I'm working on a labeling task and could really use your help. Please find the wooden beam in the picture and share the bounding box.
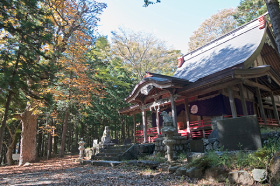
[184,99,191,139]
[178,79,241,98]
[239,83,248,116]
[133,114,136,143]
[243,79,271,92]
[270,92,280,125]
[156,107,161,134]
[144,90,169,103]
[141,107,148,143]
[228,86,237,118]
[256,87,267,125]
[170,93,178,132]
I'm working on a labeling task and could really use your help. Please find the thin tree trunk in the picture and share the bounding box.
[265,0,280,54]
[47,121,53,159]
[0,91,13,156]
[59,107,70,157]
[6,122,21,165]
[53,135,58,155]
[37,123,42,158]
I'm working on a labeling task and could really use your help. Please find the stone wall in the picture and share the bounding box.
[154,134,190,155]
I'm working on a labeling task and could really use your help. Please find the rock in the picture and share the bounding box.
[175,167,187,176]
[205,144,212,151]
[187,152,205,162]
[168,166,179,174]
[23,162,32,167]
[208,129,219,139]
[252,168,267,182]
[212,141,220,150]
[202,139,209,146]
[204,166,228,182]
[228,170,254,185]
[80,160,92,165]
[269,154,280,185]
[185,167,204,179]
[91,160,122,167]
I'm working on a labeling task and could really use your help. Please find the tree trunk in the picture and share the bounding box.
[265,0,280,54]
[6,135,17,165]
[0,91,13,156]
[6,122,21,165]
[53,135,58,155]
[19,104,38,166]
[47,132,52,160]
[59,107,69,157]
[37,123,42,157]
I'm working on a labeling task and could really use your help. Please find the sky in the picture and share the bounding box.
[95,0,241,54]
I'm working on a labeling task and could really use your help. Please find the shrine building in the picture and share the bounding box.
[119,15,280,144]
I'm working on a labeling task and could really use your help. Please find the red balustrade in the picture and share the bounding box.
[258,118,280,127]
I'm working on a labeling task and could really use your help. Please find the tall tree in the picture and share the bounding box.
[0,0,54,156]
[188,8,238,52]
[112,28,180,82]
[265,0,280,54]
[44,0,106,157]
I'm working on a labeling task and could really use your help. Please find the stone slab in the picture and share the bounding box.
[91,160,122,167]
[189,140,204,152]
[217,115,262,150]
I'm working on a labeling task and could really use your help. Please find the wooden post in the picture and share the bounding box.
[256,87,267,125]
[239,83,248,116]
[133,114,137,143]
[170,93,178,132]
[141,107,148,143]
[228,86,237,118]
[156,106,161,135]
[270,92,280,125]
[184,98,191,139]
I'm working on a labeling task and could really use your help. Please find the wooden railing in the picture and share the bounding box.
[135,127,158,143]
[258,118,280,127]
[189,119,212,139]
[135,116,280,143]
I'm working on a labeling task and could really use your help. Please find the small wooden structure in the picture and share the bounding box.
[119,15,280,143]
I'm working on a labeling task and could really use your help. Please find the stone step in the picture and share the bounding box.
[94,152,120,157]
[93,156,120,161]
[99,149,125,154]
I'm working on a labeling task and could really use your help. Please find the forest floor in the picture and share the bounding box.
[0,155,221,185]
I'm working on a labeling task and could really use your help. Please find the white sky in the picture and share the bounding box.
[95,0,241,54]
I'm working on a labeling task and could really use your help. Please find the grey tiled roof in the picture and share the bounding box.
[173,18,267,82]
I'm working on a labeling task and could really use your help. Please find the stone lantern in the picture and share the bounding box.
[78,138,86,159]
[161,111,176,162]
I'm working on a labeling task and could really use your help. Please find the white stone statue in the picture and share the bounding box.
[101,126,111,144]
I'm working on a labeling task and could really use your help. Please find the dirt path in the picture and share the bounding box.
[0,156,218,185]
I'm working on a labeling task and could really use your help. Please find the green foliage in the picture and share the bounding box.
[188,137,280,170]
[234,0,267,26]
[143,0,161,7]
[139,153,166,163]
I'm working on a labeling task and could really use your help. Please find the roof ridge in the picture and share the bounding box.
[183,13,268,58]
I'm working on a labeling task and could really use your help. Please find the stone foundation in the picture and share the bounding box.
[154,134,190,155]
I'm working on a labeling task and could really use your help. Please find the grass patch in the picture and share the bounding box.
[187,136,280,170]
[138,153,166,163]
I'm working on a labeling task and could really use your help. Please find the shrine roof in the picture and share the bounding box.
[125,72,190,103]
[174,17,268,82]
